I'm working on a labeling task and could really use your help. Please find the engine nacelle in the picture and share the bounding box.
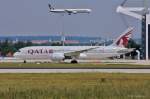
[51,53,65,61]
[79,53,87,59]
[73,11,77,14]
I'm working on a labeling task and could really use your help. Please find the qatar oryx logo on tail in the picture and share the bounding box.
[111,27,133,47]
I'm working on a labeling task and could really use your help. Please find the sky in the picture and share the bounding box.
[0,0,149,39]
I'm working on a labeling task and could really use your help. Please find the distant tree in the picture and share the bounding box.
[127,39,140,50]
[0,40,16,56]
[126,39,141,59]
[26,41,33,46]
[0,40,34,56]
[51,42,62,46]
[14,41,26,50]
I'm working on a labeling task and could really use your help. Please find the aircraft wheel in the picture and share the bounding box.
[71,60,78,64]
[23,60,27,63]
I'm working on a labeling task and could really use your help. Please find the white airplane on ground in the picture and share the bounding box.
[48,4,92,15]
[14,27,134,63]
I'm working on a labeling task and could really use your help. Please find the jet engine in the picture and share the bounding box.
[73,11,77,14]
[79,53,87,59]
[51,53,65,61]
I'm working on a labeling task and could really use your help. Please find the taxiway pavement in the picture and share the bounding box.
[0,69,150,73]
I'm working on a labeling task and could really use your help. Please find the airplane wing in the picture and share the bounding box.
[64,10,74,14]
[65,10,85,14]
[117,48,135,54]
[64,47,99,57]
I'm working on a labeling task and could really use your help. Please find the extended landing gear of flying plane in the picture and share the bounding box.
[71,60,78,64]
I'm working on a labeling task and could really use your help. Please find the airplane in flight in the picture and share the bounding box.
[48,4,92,15]
[14,27,134,63]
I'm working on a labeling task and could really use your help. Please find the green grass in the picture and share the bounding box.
[0,63,149,68]
[0,73,150,99]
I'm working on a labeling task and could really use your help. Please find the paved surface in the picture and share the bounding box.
[0,58,150,65]
[0,69,150,73]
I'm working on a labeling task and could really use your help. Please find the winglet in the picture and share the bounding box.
[111,27,134,47]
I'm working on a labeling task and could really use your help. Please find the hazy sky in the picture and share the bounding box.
[0,0,149,39]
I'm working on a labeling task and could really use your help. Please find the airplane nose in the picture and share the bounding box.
[13,52,20,58]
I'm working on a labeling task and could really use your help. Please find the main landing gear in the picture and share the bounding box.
[71,60,78,64]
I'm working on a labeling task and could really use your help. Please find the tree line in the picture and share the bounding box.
[0,39,140,57]
[0,40,33,56]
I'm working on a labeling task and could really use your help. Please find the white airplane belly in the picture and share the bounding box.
[79,52,119,59]
[19,54,50,60]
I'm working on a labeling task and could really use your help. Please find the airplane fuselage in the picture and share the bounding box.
[14,46,129,61]
[50,9,91,14]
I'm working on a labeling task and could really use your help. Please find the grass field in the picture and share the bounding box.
[0,63,149,68]
[0,73,150,99]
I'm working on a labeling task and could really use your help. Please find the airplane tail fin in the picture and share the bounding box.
[48,4,54,10]
[111,27,134,47]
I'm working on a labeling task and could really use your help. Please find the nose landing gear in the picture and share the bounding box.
[23,60,27,63]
